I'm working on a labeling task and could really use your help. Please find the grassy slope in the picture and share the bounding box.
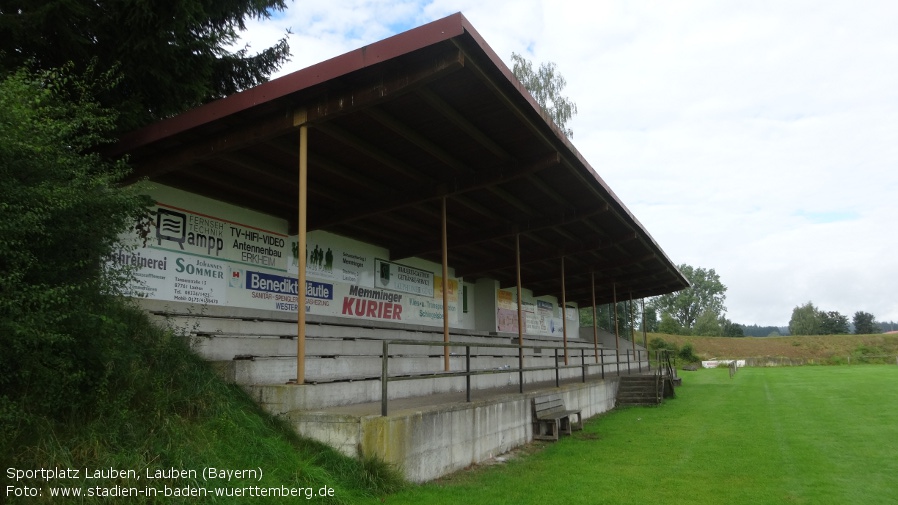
[649,332,898,361]
[2,306,402,504]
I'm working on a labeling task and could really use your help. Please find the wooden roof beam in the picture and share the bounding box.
[364,108,475,175]
[218,153,297,188]
[314,123,424,180]
[415,87,511,161]
[123,111,297,183]
[393,202,611,260]
[313,153,560,230]
[454,234,633,278]
[305,48,465,122]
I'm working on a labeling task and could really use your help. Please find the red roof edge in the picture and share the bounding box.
[113,13,469,153]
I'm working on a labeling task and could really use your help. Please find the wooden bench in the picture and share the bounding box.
[531,393,582,441]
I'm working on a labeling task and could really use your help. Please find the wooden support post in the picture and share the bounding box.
[641,298,649,364]
[442,196,450,372]
[296,124,308,385]
[629,292,637,356]
[591,271,599,364]
[561,256,568,365]
[613,283,620,375]
[516,233,524,392]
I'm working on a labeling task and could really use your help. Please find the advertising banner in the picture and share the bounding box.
[494,289,568,337]
[117,194,458,327]
[374,259,434,297]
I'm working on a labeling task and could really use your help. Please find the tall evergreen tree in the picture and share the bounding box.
[0,0,290,130]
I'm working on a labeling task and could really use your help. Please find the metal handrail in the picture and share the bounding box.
[652,350,676,402]
[380,339,647,415]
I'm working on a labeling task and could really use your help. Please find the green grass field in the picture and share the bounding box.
[386,366,898,505]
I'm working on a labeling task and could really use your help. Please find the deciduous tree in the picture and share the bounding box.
[658,312,685,335]
[853,311,882,335]
[0,67,150,417]
[641,304,659,333]
[511,52,578,137]
[721,319,744,337]
[694,309,722,336]
[819,310,849,335]
[651,264,727,332]
[788,301,822,336]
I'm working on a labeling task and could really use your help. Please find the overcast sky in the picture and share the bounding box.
[238,1,898,326]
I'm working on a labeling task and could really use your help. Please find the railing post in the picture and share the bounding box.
[554,347,560,387]
[600,348,605,379]
[581,348,586,383]
[638,350,642,373]
[626,350,631,375]
[519,346,525,394]
[381,340,389,416]
[466,345,471,403]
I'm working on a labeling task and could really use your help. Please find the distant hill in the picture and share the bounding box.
[650,332,898,361]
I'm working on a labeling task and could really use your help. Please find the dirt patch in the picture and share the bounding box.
[434,440,550,482]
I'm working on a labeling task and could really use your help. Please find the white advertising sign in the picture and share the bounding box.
[117,191,458,327]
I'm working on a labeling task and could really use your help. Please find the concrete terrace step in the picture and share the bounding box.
[187,333,600,362]
[243,365,629,412]
[145,303,650,408]
[153,312,613,362]
[151,309,621,346]
[213,353,624,385]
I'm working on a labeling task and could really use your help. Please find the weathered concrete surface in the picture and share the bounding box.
[242,357,643,411]
[140,300,640,482]
[286,378,619,482]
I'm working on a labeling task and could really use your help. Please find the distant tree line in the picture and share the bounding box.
[580,263,744,338]
[740,324,789,337]
[788,302,887,335]
[579,264,895,339]
[878,321,898,333]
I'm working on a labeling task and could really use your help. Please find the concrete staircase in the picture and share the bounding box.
[615,375,661,406]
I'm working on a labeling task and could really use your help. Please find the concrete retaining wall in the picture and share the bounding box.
[287,378,619,482]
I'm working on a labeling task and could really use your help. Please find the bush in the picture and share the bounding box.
[0,67,150,420]
[648,337,679,353]
[678,343,700,363]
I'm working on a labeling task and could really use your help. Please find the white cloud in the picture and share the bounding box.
[239,0,898,325]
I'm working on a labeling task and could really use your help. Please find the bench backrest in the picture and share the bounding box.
[532,394,567,418]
